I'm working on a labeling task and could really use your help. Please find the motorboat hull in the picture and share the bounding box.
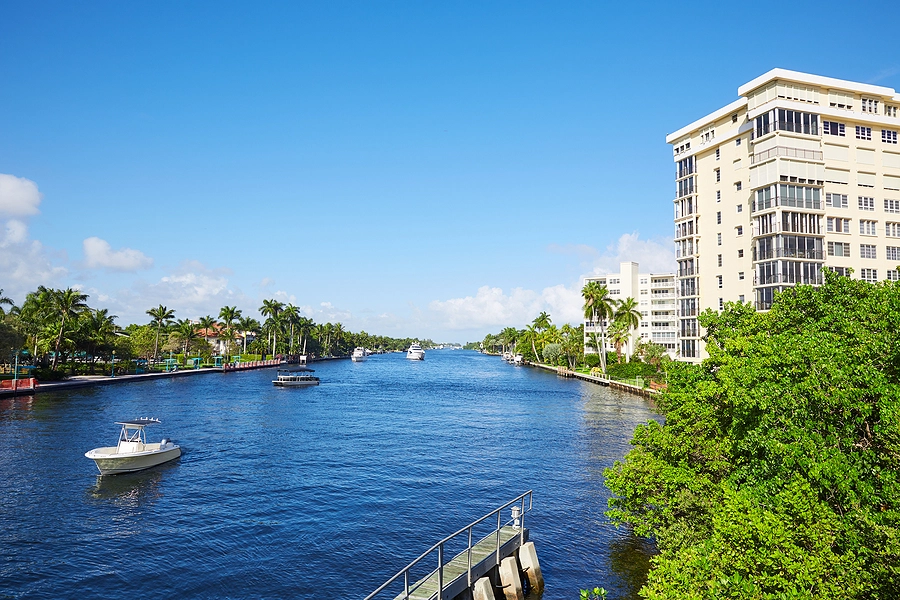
[85,444,181,476]
[351,356,366,362]
[273,378,319,386]
[406,353,424,360]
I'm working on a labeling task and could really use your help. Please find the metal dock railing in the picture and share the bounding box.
[365,491,533,600]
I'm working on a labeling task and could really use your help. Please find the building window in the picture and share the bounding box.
[738,271,745,280]
[736,137,742,146]
[717,233,722,245]
[823,121,845,136]
[856,126,872,140]
[738,249,744,258]
[737,204,743,213]
[861,268,878,282]
[887,246,900,261]
[719,298,724,310]
[717,254,723,267]
[861,98,879,114]
[887,222,900,237]
[739,294,745,302]
[736,226,743,236]
[827,217,851,233]
[887,105,898,118]
[716,169,721,182]
[859,196,875,211]
[828,241,851,257]
[888,270,900,282]
[884,130,899,144]
[831,267,851,277]
[735,181,742,191]
[861,244,877,259]
[716,148,720,160]
[860,220,877,236]
[717,275,723,289]
[716,211,722,225]
[717,190,721,201]
[827,193,848,208]
[885,199,900,213]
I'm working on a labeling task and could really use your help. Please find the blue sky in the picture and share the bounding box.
[2,1,900,341]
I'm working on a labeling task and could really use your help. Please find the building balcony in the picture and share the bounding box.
[753,248,824,261]
[754,273,824,286]
[750,146,824,165]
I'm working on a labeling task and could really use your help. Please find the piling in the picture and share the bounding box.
[498,556,523,600]
[518,542,543,593]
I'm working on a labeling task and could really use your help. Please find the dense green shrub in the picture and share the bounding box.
[542,343,562,365]
[606,361,656,380]
[605,273,900,599]
[32,367,66,381]
[583,353,601,368]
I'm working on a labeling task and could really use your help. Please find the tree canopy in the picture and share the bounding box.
[604,271,900,599]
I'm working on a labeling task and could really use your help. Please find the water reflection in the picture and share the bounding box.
[608,535,657,599]
[86,464,174,508]
[0,394,35,417]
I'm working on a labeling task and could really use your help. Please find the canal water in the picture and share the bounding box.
[0,350,658,599]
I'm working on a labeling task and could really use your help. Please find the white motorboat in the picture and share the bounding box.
[351,347,367,362]
[273,368,320,387]
[406,343,425,360]
[85,418,181,476]
[514,354,525,365]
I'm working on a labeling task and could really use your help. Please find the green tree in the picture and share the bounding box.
[0,288,14,315]
[197,315,218,347]
[172,319,198,357]
[259,299,284,355]
[49,288,89,370]
[613,296,641,362]
[582,281,615,375]
[237,316,260,354]
[605,272,900,599]
[146,305,175,364]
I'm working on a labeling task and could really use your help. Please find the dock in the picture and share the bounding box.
[528,362,659,398]
[367,491,543,600]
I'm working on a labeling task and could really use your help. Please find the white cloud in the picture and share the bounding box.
[427,232,675,336]
[83,236,153,271]
[587,232,676,275]
[0,219,67,300]
[428,284,582,331]
[0,174,42,217]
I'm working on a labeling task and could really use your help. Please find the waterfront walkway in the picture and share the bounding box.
[528,362,660,397]
[0,360,283,398]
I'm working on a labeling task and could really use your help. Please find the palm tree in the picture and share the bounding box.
[614,297,642,362]
[80,308,118,373]
[146,305,175,364]
[522,324,540,360]
[218,306,241,356]
[259,299,284,355]
[50,288,89,370]
[237,316,260,354]
[532,311,552,332]
[282,304,300,353]
[297,316,314,355]
[609,320,630,364]
[0,288,13,315]
[500,326,519,354]
[173,319,198,357]
[197,315,218,347]
[582,281,616,375]
[332,322,345,355]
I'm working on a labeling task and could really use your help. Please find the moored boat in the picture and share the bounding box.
[351,347,367,362]
[85,418,181,476]
[406,343,425,360]
[273,368,320,387]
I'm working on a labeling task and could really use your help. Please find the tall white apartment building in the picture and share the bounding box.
[668,68,900,362]
[583,261,677,359]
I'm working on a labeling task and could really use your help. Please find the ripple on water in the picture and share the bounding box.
[0,352,659,599]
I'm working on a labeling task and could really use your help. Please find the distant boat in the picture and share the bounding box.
[351,347,367,362]
[273,368,320,387]
[514,354,524,365]
[406,343,425,360]
[85,418,181,476]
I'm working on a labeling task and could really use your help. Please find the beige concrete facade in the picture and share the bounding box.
[583,261,677,359]
[668,68,900,361]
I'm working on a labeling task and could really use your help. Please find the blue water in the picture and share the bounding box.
[0,351,658,599]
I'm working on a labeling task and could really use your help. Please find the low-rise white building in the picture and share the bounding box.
[583,261,677,360]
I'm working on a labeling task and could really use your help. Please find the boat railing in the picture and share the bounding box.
[364,490,533,600]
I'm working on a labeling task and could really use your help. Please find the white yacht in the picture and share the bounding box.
[406,343,425,360]
[273,368,319,387]
[85,418,181,475]
[351,347,367,362]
